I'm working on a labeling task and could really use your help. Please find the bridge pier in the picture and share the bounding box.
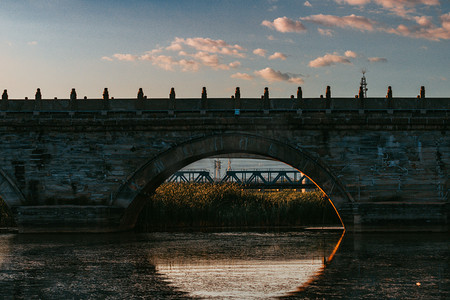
[14,206,125,233]
[11,202,449,233]
[340,202,449,232]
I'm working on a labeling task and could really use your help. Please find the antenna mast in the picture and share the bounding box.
[360,69,368,98]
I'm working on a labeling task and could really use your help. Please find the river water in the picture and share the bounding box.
[0,230,448,299]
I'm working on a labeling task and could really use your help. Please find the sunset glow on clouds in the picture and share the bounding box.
[0,0,449,98]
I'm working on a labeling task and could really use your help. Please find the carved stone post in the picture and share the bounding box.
[137,88,144,110]
[263,87,270,110]
[234,87,241,110]
[70,88,77,110]
[296,86,303,109]
[386,86,393,109]
[418,86,426,109]
[420,86,425,99]
[1,89,8,110]
[201,87,207,110]
[169,87,176,110]
[102,88,110,110]
[325,86,331,109]
[34,88,42,111]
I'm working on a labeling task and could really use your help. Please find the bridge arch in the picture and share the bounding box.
[114,133,354,230]
[0,168,26,219]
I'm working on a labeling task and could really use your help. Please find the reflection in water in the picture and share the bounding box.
[0,231,448,299]
[0,235,12,266]
[156,259,322,299]
[149,231,343,299]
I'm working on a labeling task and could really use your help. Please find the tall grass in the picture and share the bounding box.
[135,183,341,231]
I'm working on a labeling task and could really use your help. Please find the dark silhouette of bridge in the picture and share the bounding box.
[0,85,448,233]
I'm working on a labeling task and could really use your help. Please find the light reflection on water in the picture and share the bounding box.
[0,230,448,299]
[156,259,322,299]
[146,231,343,299]
[148,231,343,299]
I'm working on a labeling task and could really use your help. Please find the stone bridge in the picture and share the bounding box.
[0,91,448,232]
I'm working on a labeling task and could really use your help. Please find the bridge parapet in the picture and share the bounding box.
[0,97,449,113]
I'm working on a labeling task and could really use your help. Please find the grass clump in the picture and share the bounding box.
[136,183,340,231]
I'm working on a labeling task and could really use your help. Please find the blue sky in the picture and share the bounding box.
[1,0,449,99]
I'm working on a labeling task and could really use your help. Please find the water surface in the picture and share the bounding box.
[0,230,448,299]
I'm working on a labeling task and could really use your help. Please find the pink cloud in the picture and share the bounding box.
[103,37,247,72]
[112,53,138,61]
[308,53,352,67]
[167,37,246,57]
[318,28,334,36]
[262,16,307,33]
[302,14,375,31]
[268,52,287,60]
[345,50,358,58]
[231,72,254,80]
[384,12,450,41]
[253,48,267,57]
[368,57,388,62]
[335,0,440,17]
[254,67,304,84]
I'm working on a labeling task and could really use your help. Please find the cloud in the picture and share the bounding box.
[137,53,201,72]
[267,35,276,40]
[302,10,450,41]
[27,41,38,46]
[166,37,246,57]
[253,48,267,57]
[384,12,450,41]
[113,53,138,61]
[304,1,312,7]
[231,72,254,80]
[254,67,304,84]
[262,16,307,33]
[103,37,246,72]
[302,14,375,31]
[368,57,388,62]
[178,51,242,70]
[335,0,440,17]
[335,0,370,4]
[345,50,358,58]
[318,28,334,36]
[308,53,352,67]
[229,61,241,68]
[140,54,197,71]
[268,52,287,60]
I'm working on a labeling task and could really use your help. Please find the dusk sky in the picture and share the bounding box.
[1,0,449,99]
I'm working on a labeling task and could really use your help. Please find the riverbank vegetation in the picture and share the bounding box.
[135,183,341,231]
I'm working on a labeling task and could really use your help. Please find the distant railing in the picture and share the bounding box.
[167,170,317,190]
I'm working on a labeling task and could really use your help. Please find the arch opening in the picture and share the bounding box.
[114,133,353,231]
[136,156,342,231]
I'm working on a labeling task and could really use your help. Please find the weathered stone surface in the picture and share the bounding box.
[0,98,448,232]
